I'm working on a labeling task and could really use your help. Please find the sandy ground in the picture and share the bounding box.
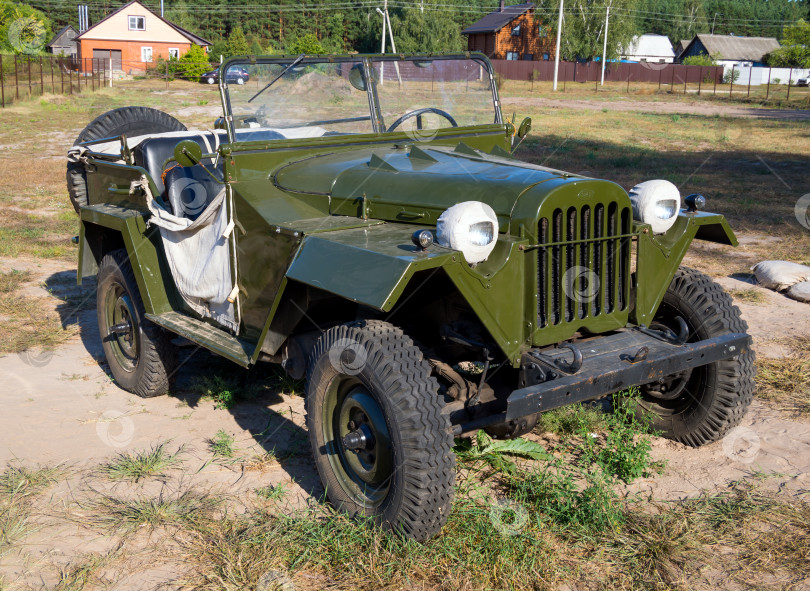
[1,233,809,587]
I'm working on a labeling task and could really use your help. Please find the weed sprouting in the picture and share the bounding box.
[100,442,184,482]
[209,430,236,458]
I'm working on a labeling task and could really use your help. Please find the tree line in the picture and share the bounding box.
[4,0,809,66]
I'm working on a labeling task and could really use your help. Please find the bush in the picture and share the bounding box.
[682,54,716,67]
[286,33,326,55]
[176,45,211,80]
[723,68,741,84]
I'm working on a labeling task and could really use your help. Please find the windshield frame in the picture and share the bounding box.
[218,53,503,144]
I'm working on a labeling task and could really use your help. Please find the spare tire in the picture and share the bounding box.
[67,106,187,213]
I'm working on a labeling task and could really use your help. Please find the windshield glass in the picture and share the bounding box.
[370,58,497,133]
[224,56,497,140]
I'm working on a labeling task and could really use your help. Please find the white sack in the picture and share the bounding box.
[143,184,238,333]
[786,281,810,304]
[752,260,810,292]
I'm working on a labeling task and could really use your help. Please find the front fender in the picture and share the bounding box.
[633,211,738,325]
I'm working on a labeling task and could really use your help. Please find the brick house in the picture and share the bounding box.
[461,1,555,61]
[77,1,210,74]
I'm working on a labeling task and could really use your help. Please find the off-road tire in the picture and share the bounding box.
[97,249,176,397]
[639,267,756,447]
[305,320,455,541]
[67,106,187,213]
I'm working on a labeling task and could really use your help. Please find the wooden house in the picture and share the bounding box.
[461,1,555,61]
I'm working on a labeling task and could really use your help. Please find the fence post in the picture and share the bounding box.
[166,61,169,90]
[729,64,734,97]
[626,66,630,92]
[787,67,792,101]
[671,65,675,89]
[698,67,702,96]
[69,66,73,95]
[0,54,5,108]
[14,55,19,101]
[747,66,752,97]
[658,68,662,90]
[50,57,54,93]
[713,67,717,94]
[39,56,43,95]
[109,57,113,87]
[766,67,771,100]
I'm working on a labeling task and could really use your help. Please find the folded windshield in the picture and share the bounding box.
[223,56,499,140]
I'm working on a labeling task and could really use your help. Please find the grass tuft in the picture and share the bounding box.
[728,288,768,304]
[99,442,183,482]
[89,489,220,533]
[757,336,810,416]
[209,430,236,458]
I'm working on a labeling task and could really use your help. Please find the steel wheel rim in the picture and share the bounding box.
[323,378,393,508]
[104,282,138,372]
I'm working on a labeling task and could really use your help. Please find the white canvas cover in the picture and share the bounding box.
[133,176,239,333]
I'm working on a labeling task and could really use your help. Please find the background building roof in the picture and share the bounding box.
[462,3,535,35]
[689,34,780,62]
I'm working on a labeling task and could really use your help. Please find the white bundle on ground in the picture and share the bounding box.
[752,261,810,292]
[786,281,810,303]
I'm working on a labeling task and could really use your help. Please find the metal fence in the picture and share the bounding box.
[0,54,107,108]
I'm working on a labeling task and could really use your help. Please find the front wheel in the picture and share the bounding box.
[206,77,215,85]
[305,320,455,541]
[638,267,755,447]
[97,249,176,397]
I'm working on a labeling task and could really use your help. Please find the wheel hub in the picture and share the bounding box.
[335,388,393,491]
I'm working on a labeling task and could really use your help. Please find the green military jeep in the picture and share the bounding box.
[67,53,754,541]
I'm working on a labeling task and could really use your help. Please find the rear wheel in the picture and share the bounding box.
[206,77,215,85]
[638,267,755,447]
[67,106,187,213]
[305,320,455,541]
[97,249,176,397]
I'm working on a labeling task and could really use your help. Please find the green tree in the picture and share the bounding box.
[766,20,810,68]
[286,32,326,55]
[227,25,250,56]
[556,0,640,61]
[0,1,50,54]
[390,3,464,53]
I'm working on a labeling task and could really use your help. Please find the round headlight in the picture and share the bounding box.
[628,180,681,234]
[436,201,499,264]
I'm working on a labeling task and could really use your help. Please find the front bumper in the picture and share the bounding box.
[505,329,751,421]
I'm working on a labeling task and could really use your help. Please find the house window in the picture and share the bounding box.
[506,51,519,60]
[128,16,145,31]
[543,53,550,61]
[523,53,533,60]
[511,25,521,36]
[141,46,153,62]
[168,48,180,59]
[538,25,548,37]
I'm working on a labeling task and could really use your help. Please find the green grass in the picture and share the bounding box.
[89,489,220,534]
[99,442,183,482]
[0,464,61,556]
[255,483,288,502]
[209,429,236,458]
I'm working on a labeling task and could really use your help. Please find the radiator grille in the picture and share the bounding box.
[537,203,632,328]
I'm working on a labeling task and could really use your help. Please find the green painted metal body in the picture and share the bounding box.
[74,52,738,370]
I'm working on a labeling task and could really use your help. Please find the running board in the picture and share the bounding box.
[145,311,252,368]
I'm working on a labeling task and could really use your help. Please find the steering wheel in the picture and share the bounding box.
[386,107,458,133]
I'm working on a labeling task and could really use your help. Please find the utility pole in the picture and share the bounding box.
[160,0,164,17]
[552,0,563,91]
[600,5,610,86]
[379,0,387,85]
[711,13,721,35]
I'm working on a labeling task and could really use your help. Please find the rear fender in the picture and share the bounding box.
[79,204,175,315]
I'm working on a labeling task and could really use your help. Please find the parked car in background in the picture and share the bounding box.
[796,77,809,87]
[200,67,249,85]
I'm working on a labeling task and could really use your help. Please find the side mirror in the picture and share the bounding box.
[349,63,373,91]
[174,140,202,167]
[517,117,532,139]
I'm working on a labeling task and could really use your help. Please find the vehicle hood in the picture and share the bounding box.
[272,142,596,231]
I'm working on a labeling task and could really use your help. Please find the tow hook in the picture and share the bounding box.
[529,343,583,375]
